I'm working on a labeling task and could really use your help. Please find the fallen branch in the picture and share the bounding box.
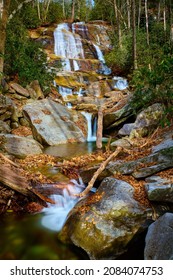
[0,153,20,168]
[76,147,122,197]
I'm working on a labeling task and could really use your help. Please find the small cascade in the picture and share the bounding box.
[58,86,73,99]
[93,43,111,75]
[82,112,97,142]
[41,180,84,232]
[113,76,128,90]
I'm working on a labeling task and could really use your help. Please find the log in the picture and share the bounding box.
[76,147,122,197]
[96,106,103,149]
[0,165,54,204]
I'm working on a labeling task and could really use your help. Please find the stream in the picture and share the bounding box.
[0,21,129,260]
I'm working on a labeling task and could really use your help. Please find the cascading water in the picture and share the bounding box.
[81,111,97,142]
[113,76,128,90]
[93,43,111,75]
[54,22,85,72]
[41,180,85,232]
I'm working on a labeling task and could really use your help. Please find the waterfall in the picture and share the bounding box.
[41,181,84,232]
[54,22,85,72]
[41,178,96,232]
[113,76,128,90]
[82,112,97,142]
[58,86,73,100]
[93,43,111,75]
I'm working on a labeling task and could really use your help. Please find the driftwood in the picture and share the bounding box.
[76,147,122,197]
[96,106,103,149]
[0,165,54,205]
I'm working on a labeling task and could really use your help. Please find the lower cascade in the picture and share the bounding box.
[81,111,97,142]
[41,179,85,232]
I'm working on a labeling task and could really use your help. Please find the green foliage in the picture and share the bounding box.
[89,0,115,23]
[105,31,133,73]
[41,2,63,24]
[130,54,173,123]
[4,17,54,90]
[18,3,41,28]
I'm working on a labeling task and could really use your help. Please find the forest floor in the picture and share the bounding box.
[0,123,173,215]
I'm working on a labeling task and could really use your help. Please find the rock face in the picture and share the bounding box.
[59,177,149,259]
[23,99,86,145]
[0,134,43,158]
[144,213,173,260]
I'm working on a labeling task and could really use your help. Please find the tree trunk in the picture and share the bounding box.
[71,0,76,22]
[0,0,10,85]
[114,0,122,49]
[145,0,149,46]
[96,107,103,149]
[138,0,141,29]
[127,0,131,29]
[132,0,137,69]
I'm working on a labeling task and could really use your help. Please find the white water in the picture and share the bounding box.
[93,43,111,75]
[54,22,85,72]
[58,86,73,99]
[41,180,84,232]
[82,111,97,142]
[113,76,128,90]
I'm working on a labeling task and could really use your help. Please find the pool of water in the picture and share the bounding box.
[44,142,97,159]
[0,212,89,260]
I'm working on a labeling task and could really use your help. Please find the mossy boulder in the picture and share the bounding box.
[59,177,150,259]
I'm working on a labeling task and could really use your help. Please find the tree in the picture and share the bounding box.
[132,0,137,69]
[0,0,10,84]
[0,0,34,86]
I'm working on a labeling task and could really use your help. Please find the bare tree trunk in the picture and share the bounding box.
[114,0,122,49]
[71,0,76,22]
[62,0,65,18]
[138,0,141,29]
[37,0,41,20]
[145,0,149,46]
[132,0,137,69]
[158,0,161,22]
[127,0,131,29]
[0,0,10,85]
[163,0,166,34]
[96,107,103,149]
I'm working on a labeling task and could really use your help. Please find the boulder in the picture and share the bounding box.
[23,99,86,145]
[103,104,134,130]
[0,94,14,118]
[145,176,173,203]
[59,177,150,259]
[10,82,30,97]
[111,138,131,148]
[0,134,43,158]
[0,121,11,133]
[130,103,164,138]
[144,213,173,260]
[118,123,135,136]
[29,80,44,99]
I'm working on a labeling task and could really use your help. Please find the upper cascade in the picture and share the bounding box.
[54,21,111,74]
